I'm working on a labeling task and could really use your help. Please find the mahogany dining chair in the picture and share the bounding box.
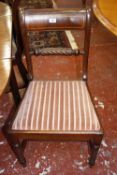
[3,7,103,167]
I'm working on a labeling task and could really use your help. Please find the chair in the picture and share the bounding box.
[3,7,103,167]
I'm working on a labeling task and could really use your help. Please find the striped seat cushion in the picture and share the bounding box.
[12,81,101,133]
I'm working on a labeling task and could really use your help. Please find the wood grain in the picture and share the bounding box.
[0,14,12,59]
[0,2,12,96]
[0,2,11,16]
[93,0,117,36]
[0,59,11,97]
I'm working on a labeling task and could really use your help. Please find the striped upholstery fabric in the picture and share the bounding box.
[12,81,101,133]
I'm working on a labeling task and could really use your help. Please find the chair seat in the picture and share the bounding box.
[12,80,101,133]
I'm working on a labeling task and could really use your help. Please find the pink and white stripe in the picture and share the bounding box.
[12,80,101,133]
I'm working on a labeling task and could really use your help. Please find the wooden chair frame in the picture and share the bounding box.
[3,7,103,167]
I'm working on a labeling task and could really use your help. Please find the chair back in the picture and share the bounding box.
[19,8,91,80]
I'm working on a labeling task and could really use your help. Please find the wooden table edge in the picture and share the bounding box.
[0,2,12,97]
[93,0,117,36]
[0,59,12,98]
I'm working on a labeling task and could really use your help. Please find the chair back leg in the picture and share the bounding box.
[10,67,21,106]
[82,0,86,5]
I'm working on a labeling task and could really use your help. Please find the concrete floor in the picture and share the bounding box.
[0,0,117,174]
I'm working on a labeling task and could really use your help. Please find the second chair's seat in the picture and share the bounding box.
[12,80,101,133]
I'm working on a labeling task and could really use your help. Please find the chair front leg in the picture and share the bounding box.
[21,140,27,152]
[6,134,26,167]
[88,136,103,167]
